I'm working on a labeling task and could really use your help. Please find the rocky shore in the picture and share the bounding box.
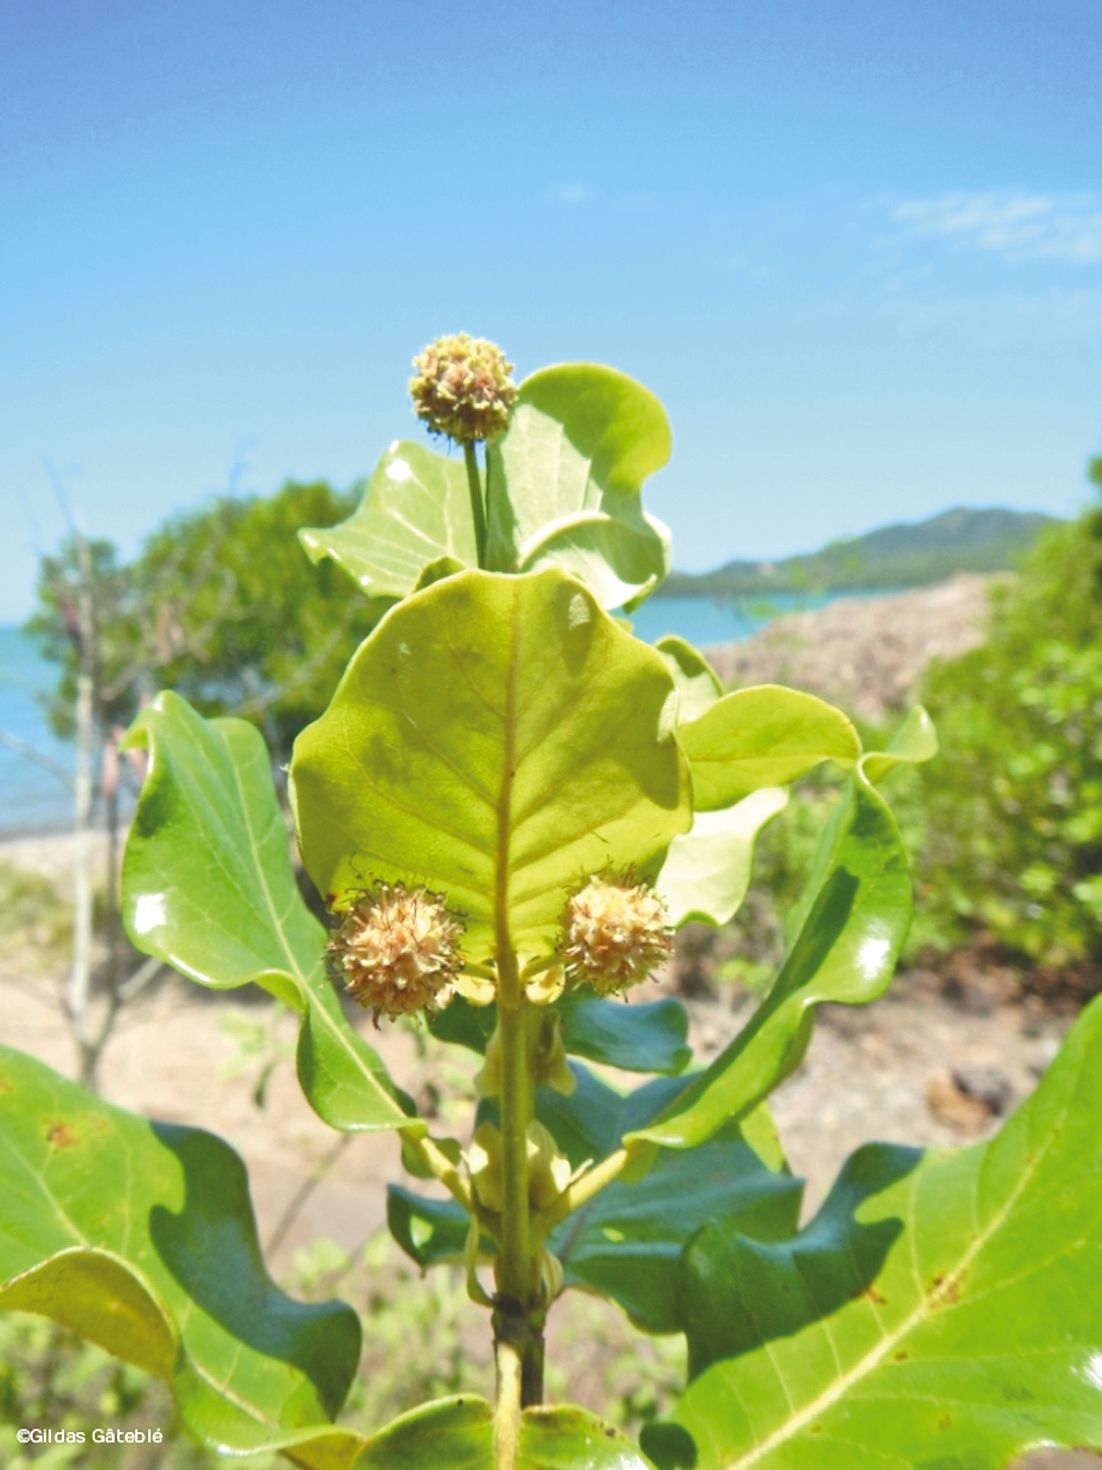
[705,570,998,718]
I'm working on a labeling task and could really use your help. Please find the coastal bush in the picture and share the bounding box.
[2,341,1099,1469]
[916,490,1102,987]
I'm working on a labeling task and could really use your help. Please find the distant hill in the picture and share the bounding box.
[658,507,1060,599]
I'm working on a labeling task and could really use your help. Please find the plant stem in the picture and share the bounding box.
[492,947,545,1463]
[464,442,487,566]
[493,1339,523,1470]
[496,951,533,1311]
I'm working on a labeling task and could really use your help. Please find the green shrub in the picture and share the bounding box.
[916,497,1102,981]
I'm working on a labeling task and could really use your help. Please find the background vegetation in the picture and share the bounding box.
[716,471,1102,1002]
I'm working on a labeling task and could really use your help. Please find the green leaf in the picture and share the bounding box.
[646,995,1102,1469]
[122,693,415,1135]
[291,568,691,960]
[0,1045,362,1461]
[387,1185,471,1269]
[628,760,911,1153]
[356,1399,654,1469]
[298,440,477,603]
[782,705,936,949]
[339,1397,493,1468]
[486,365,672,609]
[679,686,860,811]
[560,990,692,1076]
[656,788,789,928]
[863,702,938,785]
[519,1406,654,1467]
[428,991,691,1076]
[429,987,690,1081]
[655,636,724,723]
[545,1075,802,1333]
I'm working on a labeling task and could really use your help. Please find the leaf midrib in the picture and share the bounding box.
[493,582,521,962]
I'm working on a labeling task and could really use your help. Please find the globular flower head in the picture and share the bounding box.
[327,882,463,1020]
[562,875,673,996]
[409,333,517,443]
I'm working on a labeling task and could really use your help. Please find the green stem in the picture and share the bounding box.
[491,948,545,1460]
[495,952,533,1312]
[464,442,487,566]
[484,446,495,553]
[493,1340,523,1470]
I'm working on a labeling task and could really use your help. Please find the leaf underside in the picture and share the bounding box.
[121,693,414,1135]
[290,568,691,960]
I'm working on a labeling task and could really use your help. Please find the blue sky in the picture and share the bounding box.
[2,0,1100,621]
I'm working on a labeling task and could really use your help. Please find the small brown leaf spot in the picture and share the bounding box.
[0,1075,12,1093]
[46,1121,79,1149]
[893,1350,909,1362]
[938,1414,952,1431]
[604,1427,616,1439]
[809,1425,823,1436]
[863,1284,886,1306]
[928,1270,965,1308]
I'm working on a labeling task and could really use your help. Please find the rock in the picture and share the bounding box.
[924,1069,995,1134]
[951,1064,1014,1116]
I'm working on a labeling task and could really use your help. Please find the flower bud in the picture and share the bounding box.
[327,882,462,1020]
[409,333,517,443]
[562,875,673,996]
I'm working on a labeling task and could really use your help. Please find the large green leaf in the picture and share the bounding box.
[122,693,415,1135]
[628,759,911,1153]
[656,788,789,928]
[291,568,691,961]
[543,1071,803,1333]
[298,440,476,603]
[485,365,672,610]
[645,995,1102,1469]
[679,686,860,811]
[0,1045,362,1461]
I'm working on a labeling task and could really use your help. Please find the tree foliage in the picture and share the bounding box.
[917,484,1102,978]
[26,480,370,762]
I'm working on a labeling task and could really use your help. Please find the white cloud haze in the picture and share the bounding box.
[891,189,1102,266]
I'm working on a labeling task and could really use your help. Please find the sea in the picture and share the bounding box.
[0,590,851,838]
